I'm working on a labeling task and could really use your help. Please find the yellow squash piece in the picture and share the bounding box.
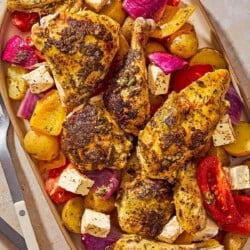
[7,66,28,100]
[61,196,85,234]
[224,122,250,157]
[151,5,195,39]
[30,89,66,136]
[24,129,60,161]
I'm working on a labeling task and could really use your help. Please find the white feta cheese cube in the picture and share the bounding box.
[212,114,236,147]
[157,216,184,243]
[81,208,110,237]
[22,64,54,93]
[58,168,94,196]
[148,64,170,95]
[85,0,108,12]
[224,165,250,190]
[192,217,219,242]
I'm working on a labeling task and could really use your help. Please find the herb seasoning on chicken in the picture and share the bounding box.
[61,97,133,171]
[104,18,155,136]
[31,10,120,110]
[137,69,230,183]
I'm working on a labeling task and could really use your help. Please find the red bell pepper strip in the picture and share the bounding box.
[167,0,180,6]
[223,195,250,234]
[170,64,213,92]
[45,166,76,204]
[12,11,40,32]
[196,156,241,225]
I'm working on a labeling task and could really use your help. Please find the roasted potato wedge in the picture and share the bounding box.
[166,23,198,59]
[61,196,85,233]
[224,122,250,157]
[189,48,228,69]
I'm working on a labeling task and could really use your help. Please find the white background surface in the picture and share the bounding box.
[0,1,249,249]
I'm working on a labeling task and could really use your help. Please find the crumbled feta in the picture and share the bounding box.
[85,0,108,12]
[22,64,54,93]
[81,208,110,237]
[58,168,94,196]
[157,216,184,243]
[212,114,236,147]
[148,64,170,95]
[192,217,219,242]
[224,165,250,190]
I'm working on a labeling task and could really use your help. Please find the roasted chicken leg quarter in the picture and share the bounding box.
[137,69,230,183]
[31,10,120,110]
[104,17,155,136]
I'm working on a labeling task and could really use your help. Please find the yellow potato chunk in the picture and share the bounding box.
[145,40,166,56]
[166,23,198,59]
[7,66,28,100]
[224,122,250,157]
[30,89,66,136]
[61,197,85,234]
[189,48,228,69]
[84,189,115,214]
[24,130,60,161]
[101,0,126,25]
[223,232,248,250]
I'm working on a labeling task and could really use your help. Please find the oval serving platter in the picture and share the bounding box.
[0,0,249,249]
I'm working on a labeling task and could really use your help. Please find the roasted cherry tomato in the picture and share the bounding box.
[223,195,250,234]
[197,156,241,225]
[170,64,213,92]
[167,0,180,6]
[45,166,75,204]
[12,11,40,32]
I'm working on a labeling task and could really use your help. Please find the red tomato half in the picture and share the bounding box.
[197,156,241,225]
[12,11,40,32]
[223,195,250,234]
[45,166,75,204]
[170,64,213,92]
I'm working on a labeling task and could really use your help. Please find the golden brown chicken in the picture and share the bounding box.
[61,96,133,171]
[116,155,174,238]
[31,9,120,110]
[114,234,224,250]
[7,0,65,14]
[103,17,155,136]
[137,69,230,183]
[174,162,207,234]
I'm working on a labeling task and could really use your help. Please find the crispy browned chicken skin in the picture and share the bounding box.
[137,69,230,183]
[61,97,133,171]
[31,10,120,110]
[104,18,155,136]
[116,155,174,238]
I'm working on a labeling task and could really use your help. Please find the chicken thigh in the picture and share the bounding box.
[31,9,120,110]
[61,96,133,171]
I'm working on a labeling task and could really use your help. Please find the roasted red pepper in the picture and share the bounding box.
[170,64,213,92]
[167,0,180,6]
[12,11,40,32]
[45,166,76,204]
[196,156,241,225]
[223,195,250,234]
